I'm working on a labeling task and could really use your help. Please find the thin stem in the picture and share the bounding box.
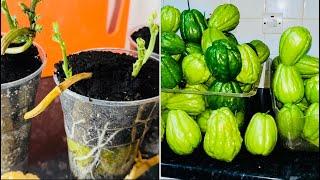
[52,22,72,78]
[1,0,18,29]
[19,0,41,32]
[187,0,190,10]
[131,12,158,78]
[24,72,93,120]
[4,37,33,54]
[1,27,33,55]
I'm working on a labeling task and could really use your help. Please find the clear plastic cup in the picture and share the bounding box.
[269,59,319,152]
[1,42,47,174]
[53,48,159,179]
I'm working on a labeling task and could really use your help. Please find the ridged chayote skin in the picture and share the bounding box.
[208,4,240,32]
[245,113,277,156]
[250,40,270,64]
[161,5,181,33]
[197,109,213,133]
[305,74,319,104]
[182,53,211,85]
[236,44,261,84]
[166,110,202,155]
[279,26,312,66]
[272,64,304,104]
[276,104,304,140]
[165,87,206,115]
[203,107,242,162]
[302,103,319,147]
[161,110,169,141]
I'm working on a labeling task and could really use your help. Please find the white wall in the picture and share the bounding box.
[162,0,319,58]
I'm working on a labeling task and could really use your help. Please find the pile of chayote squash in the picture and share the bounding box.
[272,26,319,149]
[160,3,282,162]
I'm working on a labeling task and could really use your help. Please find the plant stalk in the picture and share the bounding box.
[125,152,159,179]
[1,0,18,29]
[1,28,34,55]
[131,12,159,78]
[24,72,93,120]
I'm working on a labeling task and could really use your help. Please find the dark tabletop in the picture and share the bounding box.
[161,140,319,180]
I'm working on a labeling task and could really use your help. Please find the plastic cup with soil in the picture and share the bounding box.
[129,25,160,158]
[53,48,159,179]
[24,16,160,179]
[1,0,45,174]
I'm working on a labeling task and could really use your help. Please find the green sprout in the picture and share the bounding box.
[131,11,159,78]
[52,22,72,79]
[1,0,42,55]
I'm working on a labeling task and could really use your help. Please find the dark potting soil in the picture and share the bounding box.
[131,26,159,54]
[1,42,42,84]
[55,51,159,101]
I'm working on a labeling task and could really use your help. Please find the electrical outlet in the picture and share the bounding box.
[263,13,283,34]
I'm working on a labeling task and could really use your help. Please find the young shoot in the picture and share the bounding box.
[131,12,159,78]
[1,0,42,55]
[52,22,72,79]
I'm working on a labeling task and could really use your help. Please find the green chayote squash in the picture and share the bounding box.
[224,32,238,45]
[166,87,206,115]
[305,75,319,104]
[302,103,319,147]
[272,64,304,104]
[250,40,270,64]
[161,92,174,109]
[182,53,211,85]
[186,84,209,107]
[161,32,185,55]
[161,55,182,88]
[235,111,245,130]
[295,97,309,113]
[180,9,207,43]
[236,44,261,84]
[161,110,169,141]
[201,27,227,53]
[279,26,312,65]
[161,6,181,33]
[294,55,319,78]
[208,4,240,32]
[205,39,242,82]
[245,113,277,156]
[185,83,208,92]
[166,110,202,155]
[277,104,304,140]
[197,109,212,133]
[271,56,280,73]
[204,107,242,162]
[184,42,203,56]
[207,80,245,113]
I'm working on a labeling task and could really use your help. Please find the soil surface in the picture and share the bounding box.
[131,26,159,54]
[1,41,42,84]
[55,51,159,101]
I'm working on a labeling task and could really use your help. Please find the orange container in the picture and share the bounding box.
[1,0,131,77]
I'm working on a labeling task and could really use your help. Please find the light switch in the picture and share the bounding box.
[263,13,283,34]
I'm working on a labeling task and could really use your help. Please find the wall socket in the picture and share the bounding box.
[263,13,283,34]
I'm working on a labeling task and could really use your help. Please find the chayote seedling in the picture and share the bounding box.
[1,0,42,55]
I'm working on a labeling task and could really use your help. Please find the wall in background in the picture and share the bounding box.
[162,0,319,58]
